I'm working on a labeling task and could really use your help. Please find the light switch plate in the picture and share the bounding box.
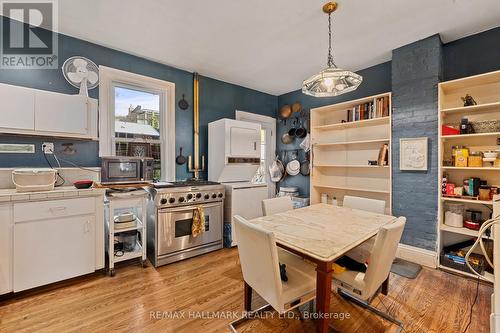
[42,142,54,154]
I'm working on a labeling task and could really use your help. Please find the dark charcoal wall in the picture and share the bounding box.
[277,62,392,196]
[0,17,277,180]
[443,26,500,81]
[391,35,443,251]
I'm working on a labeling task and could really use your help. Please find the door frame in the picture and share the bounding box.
[235,110,276,198]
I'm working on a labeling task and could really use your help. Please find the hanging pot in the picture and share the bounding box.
[178,94,189,110]
[281,132,293,144]
[300,152,310,176]
[295,118,307,138]
[176,147,186,165]
[288,118,298,137]
[280,105,292,119]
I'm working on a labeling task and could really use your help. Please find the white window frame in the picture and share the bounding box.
[235,110,276,198]
[99,66,176,181]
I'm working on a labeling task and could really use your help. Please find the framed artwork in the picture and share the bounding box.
[0,143,35,154]
[400,137,428,171]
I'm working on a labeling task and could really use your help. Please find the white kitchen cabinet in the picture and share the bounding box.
[13,215,96,292]
[35,91,88,135]
[0,83,98,139]
[0,205,12,295]
[0,83,35,131]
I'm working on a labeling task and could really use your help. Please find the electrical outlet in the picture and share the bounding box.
[42,142,54,154]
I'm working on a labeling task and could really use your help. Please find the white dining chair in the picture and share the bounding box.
[343,195,386,214]
[230,215,316,332]
[333,217,406,333]
[261,196,294,216]
[342,196,386,263]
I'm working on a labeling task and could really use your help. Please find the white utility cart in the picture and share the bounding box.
[105,188,148,276]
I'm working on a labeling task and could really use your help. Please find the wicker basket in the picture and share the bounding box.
[471,120,500,133]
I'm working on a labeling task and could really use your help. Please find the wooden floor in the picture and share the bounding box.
[0,248,492,333]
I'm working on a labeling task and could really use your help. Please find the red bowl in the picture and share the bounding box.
[73,180,94,189]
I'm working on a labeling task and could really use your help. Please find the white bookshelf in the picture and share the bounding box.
[310,92,392,214]
[437,69,500,280]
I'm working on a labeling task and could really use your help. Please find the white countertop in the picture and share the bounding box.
[0,186,106,202]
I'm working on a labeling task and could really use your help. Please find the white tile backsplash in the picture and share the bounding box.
[0,167,100,189]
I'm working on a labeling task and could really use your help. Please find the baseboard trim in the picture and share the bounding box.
[396,244,437,268]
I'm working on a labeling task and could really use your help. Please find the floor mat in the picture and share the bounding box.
[391,258,422,279]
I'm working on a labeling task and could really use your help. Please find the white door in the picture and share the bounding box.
[35,92,88,135]
[13,215,95,292]
[0,83,35,130]
[0,205,12,295]
[229,126,260,157]
[235,111,277,198]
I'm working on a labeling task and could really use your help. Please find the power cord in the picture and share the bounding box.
[461,276,480,333]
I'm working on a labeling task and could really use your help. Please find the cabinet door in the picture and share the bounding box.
[229,126,261,157]
[34,92,88,135]
[0,84,35,130]
[0,205,12,295]
[13,215,95,292]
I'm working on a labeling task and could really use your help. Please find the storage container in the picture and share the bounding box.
[468,152,483,167]
[278,186,299,197]
[12,168,57,192]
[444,203,464,228]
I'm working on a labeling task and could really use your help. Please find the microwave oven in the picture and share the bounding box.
[101,156,154,184]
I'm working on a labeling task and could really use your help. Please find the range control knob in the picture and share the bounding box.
[160,198,168,205]
[196,193,202,199]
[218,193,223,198]
[168,197,176,204]
[211,193,217,199]
[186,193,193,200]
[178,197,185,203]
[204,194,210,200]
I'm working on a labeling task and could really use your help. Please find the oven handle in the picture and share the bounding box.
[158,202,222,213]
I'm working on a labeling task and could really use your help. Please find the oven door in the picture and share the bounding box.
[157,202,222,256]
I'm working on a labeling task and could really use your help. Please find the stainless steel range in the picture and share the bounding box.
[147,181,225,267]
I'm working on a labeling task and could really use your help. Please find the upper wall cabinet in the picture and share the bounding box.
[0,83,98,140]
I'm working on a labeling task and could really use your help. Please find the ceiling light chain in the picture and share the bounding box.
[327,11,336,68]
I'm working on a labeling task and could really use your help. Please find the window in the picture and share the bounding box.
[252,129,266,184]
[99,66,176,181]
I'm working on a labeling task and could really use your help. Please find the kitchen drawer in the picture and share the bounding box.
[13,197,95,223]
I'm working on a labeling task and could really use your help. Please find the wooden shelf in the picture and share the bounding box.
[313,184,390,194]
[442,166,500,171]
[440,196,492,205]
[441,132,500,140]
[314,138,389,146]
[315,164,389,168]
[313,116,389,131]
[438,264,492,282]
[440,101,500,114]
[440,223,492,239]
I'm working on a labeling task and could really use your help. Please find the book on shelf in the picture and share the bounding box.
[377,144,389,166]
[345,96,390,124]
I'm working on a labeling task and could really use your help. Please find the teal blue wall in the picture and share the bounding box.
[0,17,277,180]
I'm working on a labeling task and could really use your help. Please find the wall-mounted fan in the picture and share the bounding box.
[62,56,99,96]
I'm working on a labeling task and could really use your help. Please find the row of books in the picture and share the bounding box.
[346,96,390,122]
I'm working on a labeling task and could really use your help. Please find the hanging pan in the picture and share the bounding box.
[280,105,292,119]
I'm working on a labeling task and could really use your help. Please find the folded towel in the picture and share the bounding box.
[191,206,205,237]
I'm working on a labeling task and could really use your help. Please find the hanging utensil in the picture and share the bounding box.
[300,151,310,176]
[176,147,186,165]
[280,105,292,119]
[295,117,307,138]
[288,118,298,137]
[178,94,189,110]
[286,151,300,176]
[291,102,302,114]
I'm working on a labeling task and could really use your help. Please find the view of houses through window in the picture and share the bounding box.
[113,86,162,180]
[252,128,266,184]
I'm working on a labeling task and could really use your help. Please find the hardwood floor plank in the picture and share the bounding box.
[0,248,492,333]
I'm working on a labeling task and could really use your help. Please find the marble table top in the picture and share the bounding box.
[249,203,397,262]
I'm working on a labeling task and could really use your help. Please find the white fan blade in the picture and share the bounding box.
[67,71,83,83]
[86,71,99,84]
[73,58,88,68]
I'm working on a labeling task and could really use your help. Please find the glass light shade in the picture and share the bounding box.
[302,67,363,97]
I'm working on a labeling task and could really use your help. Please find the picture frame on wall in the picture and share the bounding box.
[400,137,428,171]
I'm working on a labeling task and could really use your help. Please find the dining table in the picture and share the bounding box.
[248,203,397,333]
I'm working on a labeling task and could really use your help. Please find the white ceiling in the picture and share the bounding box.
[25,1,500,94]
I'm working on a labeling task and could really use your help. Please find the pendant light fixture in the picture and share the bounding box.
[302,2,362,97]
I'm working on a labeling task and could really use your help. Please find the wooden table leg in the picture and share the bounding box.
[381,276,389,296]
[316,261,333,333]
[244,282,252,311]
